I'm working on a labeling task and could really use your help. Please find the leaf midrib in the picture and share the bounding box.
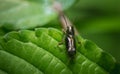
[2,38,72,74]
[46,32,107,72]
[2,29,108,74]
[0,50,44,74]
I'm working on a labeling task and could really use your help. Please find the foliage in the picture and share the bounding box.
[0,0,120,74]
[0,28,116,74]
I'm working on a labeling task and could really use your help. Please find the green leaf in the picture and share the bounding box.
[0,50,43,74]
[0,0,75,30]
[0,28,116,74]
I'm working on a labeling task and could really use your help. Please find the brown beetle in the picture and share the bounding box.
[53,1,76,58]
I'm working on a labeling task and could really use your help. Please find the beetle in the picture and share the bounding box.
[65,26,76,58]
[53,2,76,58]
[58,11,76,58]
